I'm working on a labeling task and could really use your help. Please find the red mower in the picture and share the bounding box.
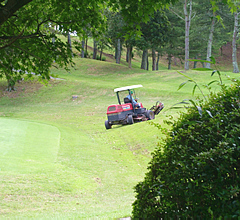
[105,85,164,129]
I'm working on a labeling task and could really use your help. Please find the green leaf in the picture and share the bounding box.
[210,56,216,64]
[170,100,190,109]
[188,99,197,108]
[207,80,218,86]
[178,80,189,90]
[192,84,197,96]
[177,71,194,81]
[211,70,216,76]
[194,68,213,71]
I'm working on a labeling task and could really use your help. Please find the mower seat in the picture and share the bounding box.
[124,98,131,103]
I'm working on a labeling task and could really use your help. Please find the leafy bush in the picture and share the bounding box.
[101,56,106,61]
[132,80,240,219]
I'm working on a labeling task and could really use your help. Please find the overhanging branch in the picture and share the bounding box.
[0,0,33,26]
[0,29,24,49]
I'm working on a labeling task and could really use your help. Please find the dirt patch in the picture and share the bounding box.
[0,80,43,99]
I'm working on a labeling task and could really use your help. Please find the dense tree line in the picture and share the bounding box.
[102,0,238,72]
[0,0,238,90]
[0,0,178,90]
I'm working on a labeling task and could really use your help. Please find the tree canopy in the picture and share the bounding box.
[0,0,179,90]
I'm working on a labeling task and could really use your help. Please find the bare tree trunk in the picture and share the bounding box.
[167,54,172,70]
[81,39,85,58]
[184,0,192,70]
[52,26,56,44]
[152,49,156,71]
[115,46,117,60]
[67,32,73,57]
[126,47,130,62]
[116,39,121,64]
[93,40,97,59]
[128,46,132,68]
[206,16,215,69]
[85,38,88,54]
[141,49,148,70]
[232,12,239,73]
[147,57,149,70]
[156,53,160,70]
[5,72,16,91]
[193,55,198,68]
[100,45,103,61]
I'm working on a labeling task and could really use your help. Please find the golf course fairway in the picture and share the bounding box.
[1,57,238,218]
[0,118,60,173]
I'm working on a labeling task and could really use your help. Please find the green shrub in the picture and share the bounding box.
[101,56,106,61]
[96,55,101,60]
[132,80,240,219]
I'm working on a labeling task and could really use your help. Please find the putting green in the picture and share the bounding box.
[0,118,60,173]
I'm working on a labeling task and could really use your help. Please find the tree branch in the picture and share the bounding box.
[0,29,24,49]
[0,18,49,42]
[0,0,33,26]
[169,8,184,21]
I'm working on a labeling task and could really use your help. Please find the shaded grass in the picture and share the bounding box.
[0,57,239,218]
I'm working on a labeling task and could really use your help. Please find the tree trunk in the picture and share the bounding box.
[232,12,239,73]
[116,39,121,64]
[100,45,103,61]
[141,49,148,70]
[128,46,132,68]
[67,32,73,57]
[5,72,15,91]
[152,49,156,71]
[184,0,192,70]
[126,47,130,62]
[167,54,172,70]
[156,53,160,70]
[81,39,85,58]
[193,55,198,68]
[85,38,88,54]
[206,16,215,69]
[93,40,97,59]
[147,57,149,70]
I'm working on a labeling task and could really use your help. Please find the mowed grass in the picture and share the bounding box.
[0,118,60,172]
[0,57,239,218]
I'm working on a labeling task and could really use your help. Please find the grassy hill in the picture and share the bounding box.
[0,56,239,218]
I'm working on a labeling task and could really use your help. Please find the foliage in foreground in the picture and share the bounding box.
[132,80,240,218]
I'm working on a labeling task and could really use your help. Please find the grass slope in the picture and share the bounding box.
[0,57,239,218]
[0,118,60,172]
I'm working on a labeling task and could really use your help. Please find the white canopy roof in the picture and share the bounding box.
[114,85,143,93]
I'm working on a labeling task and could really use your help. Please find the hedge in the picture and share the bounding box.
[132,80,240,219]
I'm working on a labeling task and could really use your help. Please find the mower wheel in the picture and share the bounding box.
[105,120,112,129]
[146,110,155,120]
[127,114,134,124]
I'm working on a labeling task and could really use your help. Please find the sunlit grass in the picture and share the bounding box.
[0,56,239,218]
